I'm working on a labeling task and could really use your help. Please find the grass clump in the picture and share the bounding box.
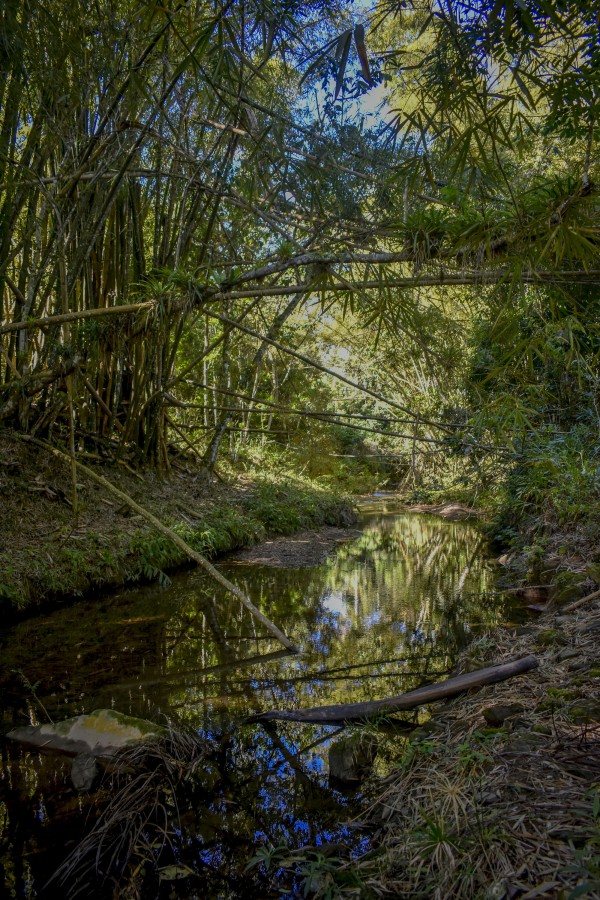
[357,607,600,898]
[241,476,354,534]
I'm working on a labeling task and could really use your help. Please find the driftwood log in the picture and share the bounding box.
[251,655,539,725]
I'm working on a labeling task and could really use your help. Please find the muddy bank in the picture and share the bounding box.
[0,430,356,617]
[226,525,362,567]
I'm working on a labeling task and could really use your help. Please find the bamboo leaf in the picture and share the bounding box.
[354,24,373,85]
[334,30,353,100]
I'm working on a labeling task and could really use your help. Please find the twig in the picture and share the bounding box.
[563,587,600,613]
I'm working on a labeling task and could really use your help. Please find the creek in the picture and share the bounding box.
[0,500,523,898]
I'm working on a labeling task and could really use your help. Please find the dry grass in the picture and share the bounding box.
[358,601,600,899]
[48,727,214,899]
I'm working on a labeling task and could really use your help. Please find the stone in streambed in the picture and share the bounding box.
[482,703,524,727]
[71,753,99,791]
[328,733,378,785]
[7,709,166,757]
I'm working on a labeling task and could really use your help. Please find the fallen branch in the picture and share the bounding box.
[21,436,297,652]
[563,587,600,613]
[250,655,539,724]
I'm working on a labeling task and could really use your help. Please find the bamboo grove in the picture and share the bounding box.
[1,0,600,474]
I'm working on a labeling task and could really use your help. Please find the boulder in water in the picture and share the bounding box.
[328,733,378,784]
[71,752,99,791]
[7,709,166,757]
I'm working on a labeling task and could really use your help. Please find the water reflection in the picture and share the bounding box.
[0,506,520,897]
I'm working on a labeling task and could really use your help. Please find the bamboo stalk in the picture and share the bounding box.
[0,302,154,335]
[83,378,125,433]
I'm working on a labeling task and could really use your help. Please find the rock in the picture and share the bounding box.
[536,629,569,647]
[522,587,550,602]
[506,730,548,752]
[514,626,535,637]
[554,585,585,604]
[509,717,532,730]
[557,648,580,662]
[486,880,509,900]
[556,616,574,626]
[434,504,476,521]
[71,753,99,792]
[482,704,524,727]
[328,733,378,784]
[7,709,166,757]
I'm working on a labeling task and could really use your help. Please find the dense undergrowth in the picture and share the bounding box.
[483,428,600,601]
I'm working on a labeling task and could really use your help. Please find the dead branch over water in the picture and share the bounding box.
[251,655,539,724]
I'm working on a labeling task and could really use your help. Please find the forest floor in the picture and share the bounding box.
[360,595,600,899]
[0,429,357,617]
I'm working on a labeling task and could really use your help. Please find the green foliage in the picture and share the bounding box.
[491,427,600,542]
[246,842,370,899]
[242,477,352,533]
[0,474,354,612]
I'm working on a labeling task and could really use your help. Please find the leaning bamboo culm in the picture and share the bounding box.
[23,437,297,652]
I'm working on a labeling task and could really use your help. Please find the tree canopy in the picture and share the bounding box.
[1,0,598,487]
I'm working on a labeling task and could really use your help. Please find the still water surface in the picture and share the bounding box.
[0,502,521,897]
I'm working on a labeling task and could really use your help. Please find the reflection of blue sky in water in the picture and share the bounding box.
[321,588,348,618]
[0,505,524,897]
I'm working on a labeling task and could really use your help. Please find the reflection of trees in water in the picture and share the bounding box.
[315,513,501,638]
[153,513,509,718]
[324,513,493,616]
[0,512,513,898]
[0,513,509,729]
[0,708,361,899]
[269,513,510,710]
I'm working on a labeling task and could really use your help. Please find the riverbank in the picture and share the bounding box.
[359,598,600,898]
[225,525,362,567]
[0,430,356,617]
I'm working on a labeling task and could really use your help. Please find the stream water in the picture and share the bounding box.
[0,501,523,898]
